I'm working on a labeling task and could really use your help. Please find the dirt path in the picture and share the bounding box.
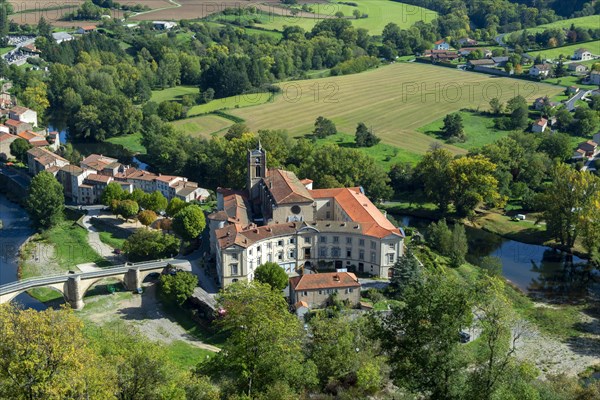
[84,283,220,352]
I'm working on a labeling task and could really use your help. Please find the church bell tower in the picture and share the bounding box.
[247,141,266,202]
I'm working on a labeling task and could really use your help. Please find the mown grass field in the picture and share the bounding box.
[151,85,198,103]
[211,0,436,35]
[106,132,146,154]
[544,74,598,90]
[171,114,233,138]
[304,0,438,34]
[187,92,272,116]
[507,15,600,41]
[230,63,563,158]
[418,110,510,151]
[527,40,600,60]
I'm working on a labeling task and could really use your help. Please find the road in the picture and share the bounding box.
[565,89,591,112]
[0,258,191,296]
[80,205,123,264]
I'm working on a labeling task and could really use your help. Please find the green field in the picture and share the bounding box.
[544,74,598,90]
[150,85,198,103]
[171,114,233,138]
[418,110,510,150]
[527,40,600,60]
[230,63,562,158]
[106,132,146,154]
[316,132,421,167]
[212,0,437,35]
[507,15,600,41]
[187,92,272,116]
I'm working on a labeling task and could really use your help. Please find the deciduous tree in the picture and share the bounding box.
[26,171,64,229]
[173,204,206,241]
[123,229,180,261]
[199,282,317,397]
[0,304,116,399]
[255,262,289,291]
[378,273,473,399]
[159,271,198,304]
[166,197,187,217]
[138,209,157,228]
[101,181,125,206]
[9,137,31,163]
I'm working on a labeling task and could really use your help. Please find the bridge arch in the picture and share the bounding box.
[78,274,127,300]
[0,283,67,305]
[139,268,167,285]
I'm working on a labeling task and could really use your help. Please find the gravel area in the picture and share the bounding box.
[84,283,220,353]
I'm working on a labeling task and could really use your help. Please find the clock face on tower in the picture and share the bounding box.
[255,157,260,163]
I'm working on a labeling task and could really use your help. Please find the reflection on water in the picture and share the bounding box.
[399,215,596,301]
[0,195,45,309]
[57,129,148,171]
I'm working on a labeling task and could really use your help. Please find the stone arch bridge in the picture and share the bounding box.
[0,259,191,310]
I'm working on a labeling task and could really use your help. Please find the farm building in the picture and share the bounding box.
[573,48,593,61]
[568,63,588,73]
[532,118,548,133]
[529,64,552,77]
[52,32,74,44]
[153,21,177,30]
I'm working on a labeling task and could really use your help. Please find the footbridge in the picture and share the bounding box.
[0,258,191,310]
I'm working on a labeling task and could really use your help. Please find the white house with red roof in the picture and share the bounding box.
[9,106,37,127]
[208,144,404,288]
[434,39,450,50]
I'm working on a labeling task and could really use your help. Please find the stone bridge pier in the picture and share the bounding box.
[64,268,144,310]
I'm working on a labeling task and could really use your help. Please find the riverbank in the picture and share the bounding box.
[18,214,112,302]
[383,201,590,260]
[453,261,600,377]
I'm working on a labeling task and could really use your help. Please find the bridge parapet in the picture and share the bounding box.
[0,258,191,310]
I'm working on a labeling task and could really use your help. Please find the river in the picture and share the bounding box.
[0,195,45,309]
[57,130,149,171]
[400,215,597,301]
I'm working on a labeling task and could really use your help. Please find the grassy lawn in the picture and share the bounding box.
[507,15,600,41]
[42,221,111,270]
[544,74,598,90]
[468,210,550,246]
[210,0,436,35]
[106,132,146,154]
[163,341,214,368]
[230,63,562,160]
[243,27,283,39]
[527,40,600,61]
[89,218,130,249]
[417,110,510,151]
[171,114,233,138]
[315,132,421,167]
[19,218,110,302]
[304,0,438,34]
[151,85,198,103]
[187,92,272,116]
[0,46,13,55]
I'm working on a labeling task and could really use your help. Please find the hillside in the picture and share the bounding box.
[230,63,563,158]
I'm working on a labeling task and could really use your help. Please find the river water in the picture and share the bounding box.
[400,215,597,301]
[0,195,45,309]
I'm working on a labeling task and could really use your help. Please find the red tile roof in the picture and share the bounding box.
[310,187,402,239]
[0,132,15,142]
[264,169,313,205]
[290,272,361,291]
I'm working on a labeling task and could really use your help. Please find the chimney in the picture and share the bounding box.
[333,274,340,281]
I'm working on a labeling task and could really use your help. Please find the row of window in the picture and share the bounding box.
[244,237,396,257]
[299,288,354,296]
